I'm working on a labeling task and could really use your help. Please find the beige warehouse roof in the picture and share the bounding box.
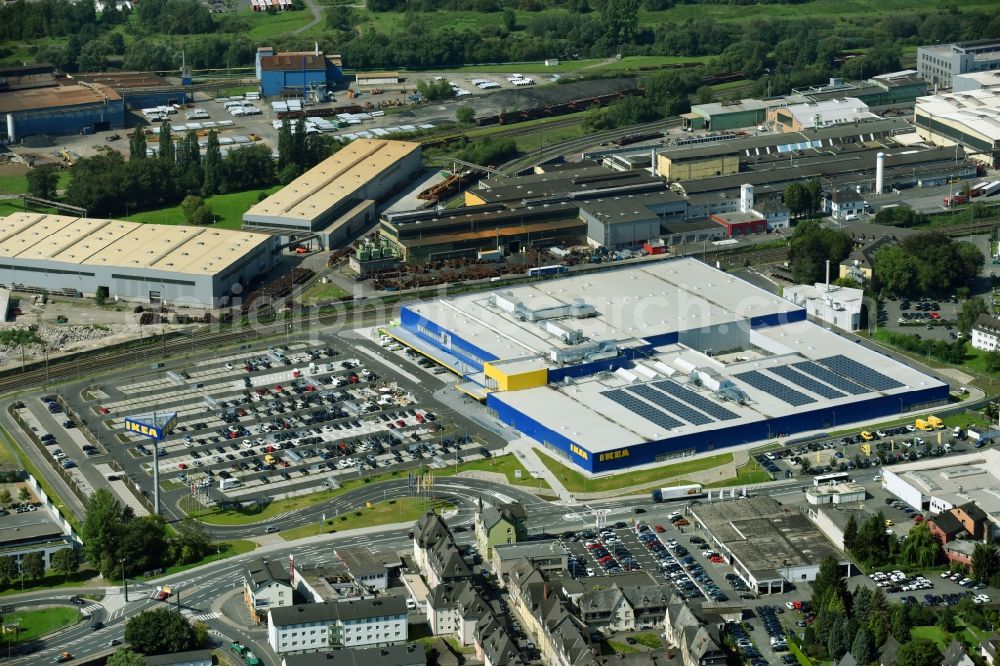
[243,139,420,224]
[0,213,271,276]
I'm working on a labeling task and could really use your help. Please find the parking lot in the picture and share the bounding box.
[877,296,962,343]
[14,329,503,513]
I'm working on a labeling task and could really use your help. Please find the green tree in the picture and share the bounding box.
[957,297,989,336]
[130,130,148,164]
[695,85,714,104]
[118,515,168,577]
[0,555,18,586]
[789,219,853,284]
[811,556,848,612]
[17,486,29,503]
[171,518,210,565]
[805,178,822,216]
[202,130,222,195]
[51,548,80,581]
[891,604,912,642]
[26,164,60,200]
[277,118,294,171]
[784,182,808,218]
[896,637,943,666]
[107,648,145,666]
[192,621,209,648]
[851,512,894,568]
[0,489,11,507]
[158,121,175,165]
[874,245,918,297]
[986,350,1000,374]
[176,130,202,193]
[80,489,126,578]
[900,522,940,568]
[601,0,639,44]
[851,627,874,665]
[456,106,475,124]
[292,116,307,171]
[972,543,1000,584]
[827,614,851,659]
[180,195,214,225]
[124,608,197,655]
[20,551,44,580]
[221,144,275,192]
[843,513,858,553]
[936,606,956,632]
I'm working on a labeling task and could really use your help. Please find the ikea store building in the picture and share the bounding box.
[387,259,949,473]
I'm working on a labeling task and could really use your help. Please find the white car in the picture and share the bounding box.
[225,362,234,370]
[405,598,417,610]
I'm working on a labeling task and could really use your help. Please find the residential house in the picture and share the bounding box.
[576,584,674,632]
[944,540,977,570]
[824,189,865,221]
[971,314,1000,352]
[279,644,427,666]
[943,639,976,666]
[475,614,527,666]
[244,558,293,622]
[981,633,1000,665]
[953,502,989,541]
[267,597,408,655]
[427,580,492,646]
[835,654,858,666]
[663,594,728,666]
[413,511,472,588]
[752,198,791,231]
[475,499,528,558]
[879,635,900,666]
[928,511,968,544]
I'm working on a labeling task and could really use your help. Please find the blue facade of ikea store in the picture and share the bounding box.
[488,384,950,474]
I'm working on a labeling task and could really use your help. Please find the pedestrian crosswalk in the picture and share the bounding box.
[191,611,221,621]
[81,603,102,615]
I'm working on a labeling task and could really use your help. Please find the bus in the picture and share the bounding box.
[527,265,569,277]
[813,472,849,486]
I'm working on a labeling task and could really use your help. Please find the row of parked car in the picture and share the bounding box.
[639,524,729,603]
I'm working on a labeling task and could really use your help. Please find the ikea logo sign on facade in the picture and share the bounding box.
[599,448,630,462]
[570,444,589,460]
[124,413,177,441]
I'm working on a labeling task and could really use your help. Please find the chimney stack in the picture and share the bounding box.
[875,152,885,194]
[651,148,658,177]
[740,183,754,214]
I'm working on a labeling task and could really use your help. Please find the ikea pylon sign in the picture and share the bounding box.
[124,413,178,441]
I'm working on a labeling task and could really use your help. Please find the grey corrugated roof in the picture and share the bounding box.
[280,644,426,666]
[269,596,407,626]
[245,558,290,589]
[144,649,213,666]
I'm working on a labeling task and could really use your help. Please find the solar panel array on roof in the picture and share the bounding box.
[629,384,712,426]
[818,355,903,391]
[603,390,682,431]
[734,370,815,407]
[793,361,867,395]
[767,365,845,400]
[653,380,740,420]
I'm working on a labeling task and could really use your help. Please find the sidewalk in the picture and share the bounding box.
[503,438,572,500]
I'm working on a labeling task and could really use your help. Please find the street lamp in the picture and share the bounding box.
[121,558,128,602]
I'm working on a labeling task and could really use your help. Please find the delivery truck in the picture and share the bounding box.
[651,484,704,503]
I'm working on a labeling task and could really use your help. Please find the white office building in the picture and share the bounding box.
[972,313,1000,351]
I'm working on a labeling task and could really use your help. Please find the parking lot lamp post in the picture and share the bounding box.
[121,558,128,602]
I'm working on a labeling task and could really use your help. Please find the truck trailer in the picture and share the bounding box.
[651,484,704,503]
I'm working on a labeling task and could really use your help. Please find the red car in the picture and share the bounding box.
[178,463,187,470]
[929,312,940,319]
[914,514,925,523]
[654,525,666,533]
[396,420,406,427]
[415,414,425,423]
[710,556,725,563]
[305,385,315,392]
[274,385,284,392]
[99,407,110,414]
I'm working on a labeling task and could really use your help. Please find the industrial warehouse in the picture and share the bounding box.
[243,139,422,248]
[387,259,948,474]
[0,212,277,306]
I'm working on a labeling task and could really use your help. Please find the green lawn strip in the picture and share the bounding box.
[122,185,282,229]
[633,633,662,649]
[910,625,953,650]
[301,282,351,304]
[0,425,81,531]
[150,540,256,579]
[2,607,81,645]
[701,459,772,489]
[0,568,101,597]
[240,8,315,38]
[183,454,543,525]
[280,498,453,540]
[451,455,551,489]
[537,450,734,494]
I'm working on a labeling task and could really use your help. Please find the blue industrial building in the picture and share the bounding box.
[388,259,950,474]
[1,83,124,143]
[74,72,188,110]
[255,47,342,99]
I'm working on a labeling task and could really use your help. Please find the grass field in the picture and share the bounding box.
[608,640,639,654]
[911,623,985,651]
[449,454,551,489]
[241,8,316,38]
[280,498,452,540]
[702,458,772,488]
[537,450,734,494]
[0,425,80,531]
[143,540,256,578]
[122,185,281,229]
[3,607,80,645]
[301,282,351,304]
[0,171,72,196]
[0,568,100,596]
[183,454,547,524]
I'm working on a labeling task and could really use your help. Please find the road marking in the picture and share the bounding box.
[192,611,221,621]
[81,603,102,614]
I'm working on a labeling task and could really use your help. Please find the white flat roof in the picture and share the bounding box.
[493,317,946,453]
[406,258,802,361]
[916,89,1000,141]
[887,449,1000,516]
